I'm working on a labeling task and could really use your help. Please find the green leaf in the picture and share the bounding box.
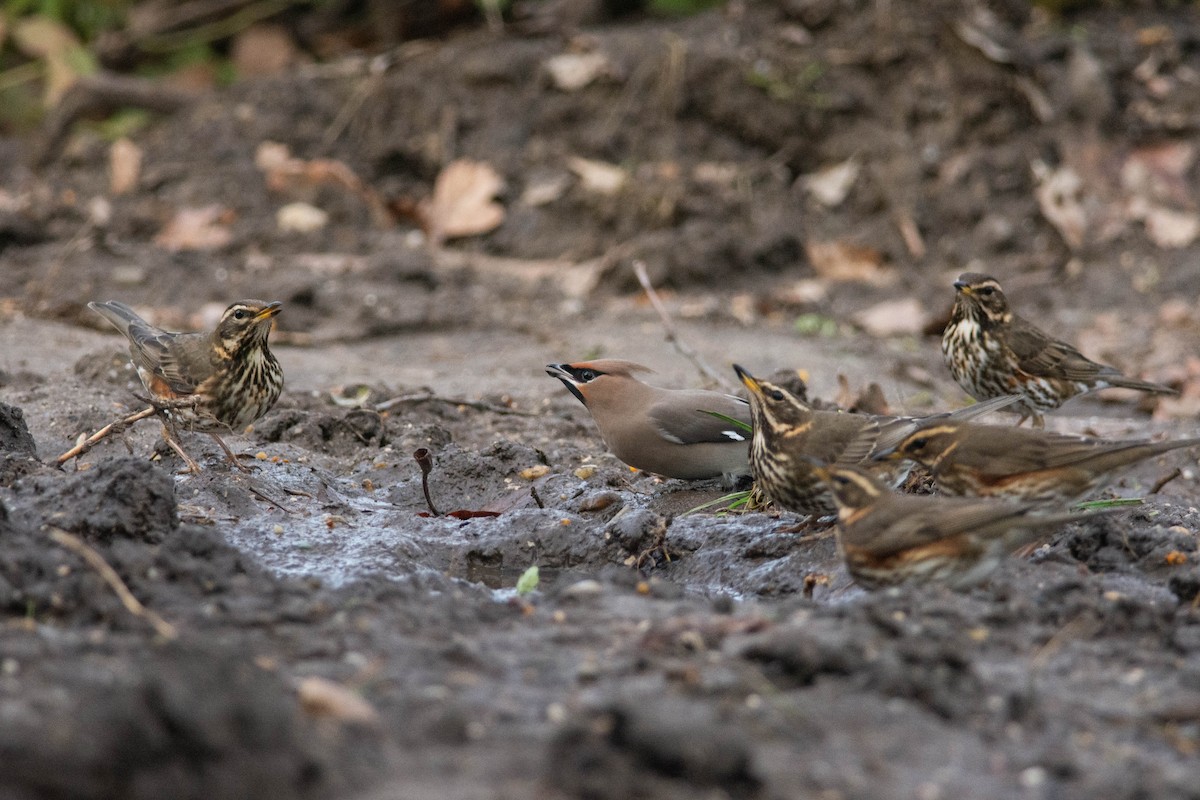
[516,565,539,595]
[793,313,839,338]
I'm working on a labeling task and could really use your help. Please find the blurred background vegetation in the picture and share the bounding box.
[0,0,724,132]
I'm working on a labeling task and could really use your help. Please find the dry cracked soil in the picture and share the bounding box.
[3,2,1200,799]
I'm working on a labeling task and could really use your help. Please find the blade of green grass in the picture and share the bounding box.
[685,490,751,515]
[1075,497,1144,510]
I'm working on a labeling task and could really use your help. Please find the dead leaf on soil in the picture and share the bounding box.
[805,240,894,286]
[154,205,234,252]
[1140,205,1200,249]
[568,156,627,196]
[835,375,890,415]
[852,296,928,338]
[1032,160,1087,250]
[1152,356,1200,421]
[419,159,506,246]
[231,23,297,77]
[1120,141,1196,207]
[296,676,380,726]
[276,201,329,233]
[801,158,859,208]
[544,51,611,92]
[109,137,142,196]
[12,15,94,105]
[255,141,392,228]
[520,172,571,207]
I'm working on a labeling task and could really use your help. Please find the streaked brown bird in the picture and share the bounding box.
[941,272,1174,427]
[90,299,284,472]
[734,364,1018,516]
[546,360,751,482]
[875,421,1200,503]
[810,463,1107,590]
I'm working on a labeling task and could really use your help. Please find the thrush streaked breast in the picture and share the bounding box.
[941,272,1174,427]
[810,463,1110,590]
[546,359,751,482]
[876,421,1200,503]
[89,299,284,468]
[734,364,1018,516]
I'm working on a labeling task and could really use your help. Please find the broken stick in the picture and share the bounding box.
[632,259,734,392]
[48,527,178,640]
[56,405,159,466]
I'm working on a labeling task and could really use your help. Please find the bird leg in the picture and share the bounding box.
[209,432,252,473]
[159,421,202,475]
[1014,409,1044,429]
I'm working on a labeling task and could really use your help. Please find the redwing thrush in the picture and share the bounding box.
[89,300,284,472]
[734,364,1018,516]
[942,272,1174,427]
[875,421,1200,503]
[809,463,1108,590]
[546,360,751,481]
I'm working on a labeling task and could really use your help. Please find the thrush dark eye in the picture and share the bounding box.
[977,287,994,296]
[768,389,785,402]
[232,309,247,320]
[909,437,928,450]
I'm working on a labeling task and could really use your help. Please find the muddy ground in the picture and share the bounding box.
[3,1,1200,798]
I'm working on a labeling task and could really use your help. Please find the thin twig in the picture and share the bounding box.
[47,527,178,640]
[56,405,160,465]
[1150,467,1182,495]
[247,483,293,514]
[632,260,734,391]
[321,55,390,151]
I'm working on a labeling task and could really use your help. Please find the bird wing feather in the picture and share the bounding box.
[1005,317,1109,381]
[862,498,1044,556]
[127,328,211,395]
[647,393,751,445]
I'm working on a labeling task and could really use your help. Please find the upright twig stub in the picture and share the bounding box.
[632,260,735,392]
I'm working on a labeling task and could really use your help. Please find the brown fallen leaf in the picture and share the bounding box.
[109,137,142,196]
[154,205,233,252]
[568,156,627,196]
[419,159,506,246]
[1120,141,1196,207]
[296,676,380,726]
[1141,205,1200,249]
[544,51,611,92]
[255,141,392,227]
[12,15,93,105]
[805,240,894,286]
[801,158,859,208]
[231,23,297,77]
[1032,160,1087,250]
